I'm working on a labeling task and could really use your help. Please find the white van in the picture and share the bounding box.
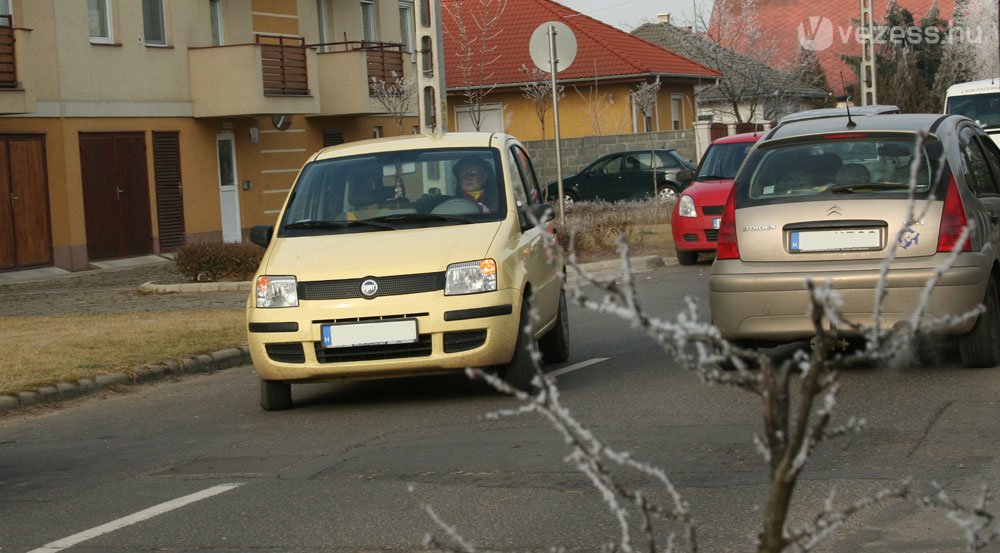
[945,78,1000,147]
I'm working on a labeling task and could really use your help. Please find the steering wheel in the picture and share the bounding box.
[430,197,482,215]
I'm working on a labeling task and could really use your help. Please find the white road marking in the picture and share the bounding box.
[546,357,609,379]
[27,483,243,553]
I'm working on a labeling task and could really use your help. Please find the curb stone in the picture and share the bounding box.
[0,346,252,416]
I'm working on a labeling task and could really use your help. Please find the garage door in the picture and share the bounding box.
[80,133,154,260]
[0,135,52,271]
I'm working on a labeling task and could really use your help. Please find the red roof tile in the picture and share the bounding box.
[710,0,957,96]
[441,0,721,90]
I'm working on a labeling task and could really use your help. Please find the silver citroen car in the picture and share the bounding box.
[708,109,1000,367]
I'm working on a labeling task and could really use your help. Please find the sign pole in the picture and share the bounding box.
[549,25,565,227]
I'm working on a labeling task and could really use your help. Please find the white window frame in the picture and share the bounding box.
[88,0,114,44]
[142,0,167,46]
[399,1,414,54]
[361,0,377,43]
[210,0,224,46]
[671,94,683,130]
[317,0,330,51]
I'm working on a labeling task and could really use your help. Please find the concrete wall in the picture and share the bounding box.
[522,129,697,185]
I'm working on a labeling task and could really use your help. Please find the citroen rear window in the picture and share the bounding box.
[734,135,946,207]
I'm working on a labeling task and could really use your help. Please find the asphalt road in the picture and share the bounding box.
[2,260,999,552]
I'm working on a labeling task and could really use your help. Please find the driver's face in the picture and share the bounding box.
[459,165,487,192]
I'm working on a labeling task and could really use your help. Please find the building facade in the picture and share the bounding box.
[0,0,418,273]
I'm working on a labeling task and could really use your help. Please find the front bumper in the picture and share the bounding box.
[708,255,991,340]
[247,288,522,382]
[672,214,720,253]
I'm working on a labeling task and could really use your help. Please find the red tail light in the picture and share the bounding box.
[716,186,740,260]
[937,175,972,253]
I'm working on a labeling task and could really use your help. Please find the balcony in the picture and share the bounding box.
[0,15,34,115]
[188,34,319,118]
[312,41,411,116]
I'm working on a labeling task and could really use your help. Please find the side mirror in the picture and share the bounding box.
[676,169,694,183]
[524,203,554,228]
[250,225,274,248]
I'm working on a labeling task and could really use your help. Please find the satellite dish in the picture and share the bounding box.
[271,114,292,131]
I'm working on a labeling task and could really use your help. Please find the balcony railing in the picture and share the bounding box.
[310,41,404,95]
[0,15,16,89]
[255,34,309,96]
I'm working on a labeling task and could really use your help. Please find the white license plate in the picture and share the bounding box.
[712,218,721,230]
[789,229,882,252]
[321,320,418,348]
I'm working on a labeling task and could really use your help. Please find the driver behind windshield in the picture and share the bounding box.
[454,156,498,213]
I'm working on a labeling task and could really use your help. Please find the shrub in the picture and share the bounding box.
[173,241,263,282]
[555,198,674,258]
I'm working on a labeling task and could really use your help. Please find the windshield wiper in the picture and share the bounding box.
[367,213,478,225]
[284,219,396,230]
[695,175,731,181]
[829,183,913,193]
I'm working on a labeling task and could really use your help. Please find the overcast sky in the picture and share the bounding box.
[551,0,715,31]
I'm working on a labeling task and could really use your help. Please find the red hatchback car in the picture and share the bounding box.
[671,132,763,265]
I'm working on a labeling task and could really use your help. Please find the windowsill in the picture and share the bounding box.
[144,43,173,49]
[90,40,122,47]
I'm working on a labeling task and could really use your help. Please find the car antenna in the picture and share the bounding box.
[840,72,857,128]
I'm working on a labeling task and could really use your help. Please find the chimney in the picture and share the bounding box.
[657,13,671,24]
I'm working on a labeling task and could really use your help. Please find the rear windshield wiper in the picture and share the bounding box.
[829,183,913,193]
[367,213,478,225]
[283,219,396,230]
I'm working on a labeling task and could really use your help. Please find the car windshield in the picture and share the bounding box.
[279,147,506,235]
[695,141,756,180]
[946,92,1000,129]
[736,135,945,207]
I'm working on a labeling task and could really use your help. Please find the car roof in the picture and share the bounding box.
[765,113,954,141]
[311,132,509,162]
[946,78,999,96]
[712,132,764,144]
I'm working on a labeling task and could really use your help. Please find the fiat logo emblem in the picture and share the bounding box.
[360,278,379,298]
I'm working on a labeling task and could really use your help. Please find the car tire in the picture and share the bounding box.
[658,185,680,201]
[504,299,538,391]
[260,379,293,411]
[959,277,1000,368]
[561,193,576,207]
[676,249,699,266]
[539,289,570,363]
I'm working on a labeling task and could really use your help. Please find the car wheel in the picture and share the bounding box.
[562,193,576,207]
[959,277,1000,368]
[260,378,293,411]
[676,249,699,266]
[504,299,538,391]
[658,185,679,201]
[539,289,570,363]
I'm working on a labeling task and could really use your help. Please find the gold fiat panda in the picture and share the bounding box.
[246,133,568,410]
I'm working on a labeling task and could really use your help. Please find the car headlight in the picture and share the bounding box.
[445,259,497,295]
[256,275,299,308]
[678,195,697,218]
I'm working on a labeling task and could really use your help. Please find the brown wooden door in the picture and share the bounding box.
[0,136,52,270]
[80,133,154,260]
[153,132,185,252]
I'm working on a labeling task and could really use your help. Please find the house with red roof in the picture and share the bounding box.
[441,0,721,140]
[709,0,956,97]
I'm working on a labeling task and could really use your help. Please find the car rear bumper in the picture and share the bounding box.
[708,254,991,340]
[247,288,522,382]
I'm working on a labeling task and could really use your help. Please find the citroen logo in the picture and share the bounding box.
[360,278,379,298]
[826,204,843,216]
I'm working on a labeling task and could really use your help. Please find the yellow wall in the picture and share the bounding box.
[447,81,697,141]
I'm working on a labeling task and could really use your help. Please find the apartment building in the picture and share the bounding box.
[0,0,418,272]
